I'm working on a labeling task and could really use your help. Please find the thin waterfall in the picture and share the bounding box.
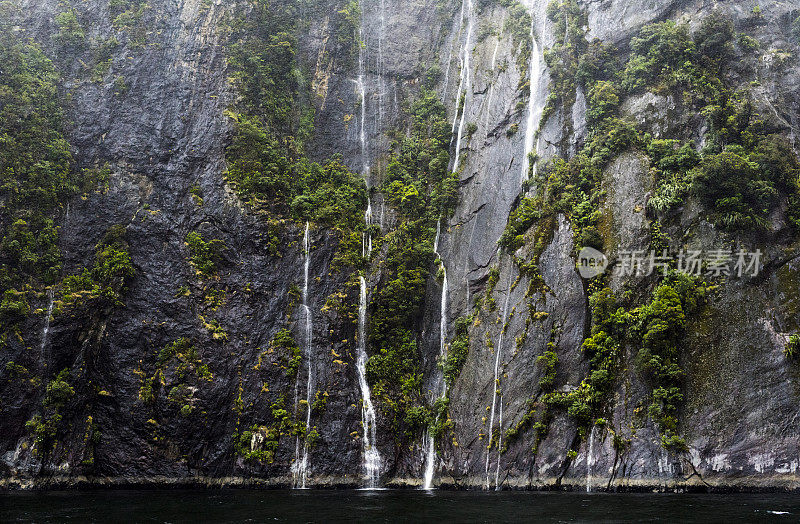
[363,197,373,258]
[354,3,382,486]
[293,222,314,488]
[485,271,513,490]
[587,425,595,492]
[443,0,467,97]
[449,0,468,137]
[520,10,544,186]
[355,0,370,177]
[40,288,55,361]
[423,220,449,489]
[357,277,382,487]
[356,1,374,257]
[356,76,369,178]
[494,394,504,490]
[377,0,386,129]
[452,0,474,171]
[450,55,464,136]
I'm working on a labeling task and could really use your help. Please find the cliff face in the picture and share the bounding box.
[1,0,800,491]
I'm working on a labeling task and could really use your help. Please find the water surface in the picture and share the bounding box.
[1,489,797,522]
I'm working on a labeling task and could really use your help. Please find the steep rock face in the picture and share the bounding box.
[428,0,800,490]
[1,0,373,486]
[1,0,800,491]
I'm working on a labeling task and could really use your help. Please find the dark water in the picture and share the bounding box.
[1,489,798,523]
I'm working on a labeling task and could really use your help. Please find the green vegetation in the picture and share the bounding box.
[546,289,624,429]
[5,361,29,377]
[109,0,150,48]
[501,6,765,455]
[185,231,226,277]
[619,16,800,229]
[26,369,74,454]
[541,274,706,450]
[54,10,85,48]
[0,31,76,324]
[366,88,457,439]
[223,0,367,260]
[692,136,800,229]
[531,7,800,232]
[441,316,471,388]
[89,36,119,83]
[793,15,800,43]
[500,1,532,74]
[58,225,135,312]
[270,328,301,378]
[499,117,638,255]
[139,338,212,407]
[620,21,695,93]
[501,342,558,454]
[785,334,800,360]
[336,0,361,62]
[634,274,707,450]
[235,396,300,464]
[541,0,595,118]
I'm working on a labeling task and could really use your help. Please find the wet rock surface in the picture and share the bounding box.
[2,0,800,491]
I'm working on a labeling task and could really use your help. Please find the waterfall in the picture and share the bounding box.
[363,197,373,258]
[452,0,474,171]
[494,395,504,490]
[40,288,55,361]
[377,0,386,128]
[293,222,314,488]
[443,0,467,97]
[520,10,544,186]
[587,425,595,492]
[485,272,513,490]
[423,221,449,489]
[356,277,382,488]
[356,75,369,178]
[451,54,464,137]
[356,1,379,258]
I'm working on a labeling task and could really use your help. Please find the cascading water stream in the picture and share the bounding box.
[443,0,467,98]
[353,2,386,486]
[293,222,314,488]
[494,394,504,490]
[40,288,55,361]
[587,425,595,492]
[357,277,382,488]
[356,1,377,257]
[450,54,464,138]
[423,221,449,489]
[485,272,513,490]
[452,0,474,171]
[520,9,544,187]
[363,198,373,258]
[377,0,386,128]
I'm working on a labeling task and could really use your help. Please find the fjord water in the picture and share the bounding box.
[2,490,798,522]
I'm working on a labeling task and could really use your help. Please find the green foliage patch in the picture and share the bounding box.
[366,89,457,439]
[223,0,367,260]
